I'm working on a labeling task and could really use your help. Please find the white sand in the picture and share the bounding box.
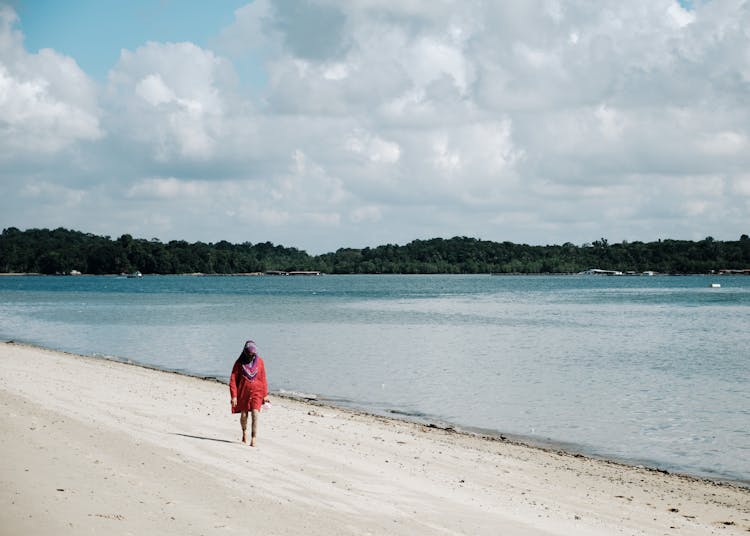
[1,342,747,535]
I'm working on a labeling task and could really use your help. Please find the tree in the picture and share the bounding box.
[3,227,750,275]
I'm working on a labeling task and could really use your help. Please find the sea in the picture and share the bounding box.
[0,274,748,485]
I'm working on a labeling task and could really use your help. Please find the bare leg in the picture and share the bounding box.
[250,409,259,447]
[240,411,248,444]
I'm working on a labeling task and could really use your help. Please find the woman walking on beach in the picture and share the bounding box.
[230,340,269,446]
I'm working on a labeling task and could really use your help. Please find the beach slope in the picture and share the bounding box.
[1,342,747,535]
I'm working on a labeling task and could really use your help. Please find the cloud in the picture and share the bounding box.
[349,205,382,224]
[106,41,239,162]
[126,177,210,200]
[20,180,87,207]
[0,6,102,159]
[667,2,696,27]
[697,131,748,156]
[346,130,401,164]
[134,73,176,106]
[2,1,750,253]
[270,0,347,60]
[733,175,750,197]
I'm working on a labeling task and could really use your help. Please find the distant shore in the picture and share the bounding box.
[1,341,748,535]
[1,271,746,277]
[4,228,750,277]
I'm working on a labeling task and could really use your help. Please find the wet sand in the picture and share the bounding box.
[1,341,748,535]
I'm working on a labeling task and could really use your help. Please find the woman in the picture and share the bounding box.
[229,340,269,446]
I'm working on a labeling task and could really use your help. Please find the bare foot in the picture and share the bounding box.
[241,431,248,444]
[250,437,256,447]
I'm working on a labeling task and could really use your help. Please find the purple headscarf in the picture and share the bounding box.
[240,340,260,381]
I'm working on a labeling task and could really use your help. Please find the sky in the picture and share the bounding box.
[1,0,749,254]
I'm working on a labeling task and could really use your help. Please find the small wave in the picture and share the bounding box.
[388,408,428,418]
[277,389,318,400]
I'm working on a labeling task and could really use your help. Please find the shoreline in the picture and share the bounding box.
[1,341,748,535]
[310,398,750,489]
[6,338,748,489]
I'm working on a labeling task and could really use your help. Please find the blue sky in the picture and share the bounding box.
[1,1,749,254]
[16,0,248,78]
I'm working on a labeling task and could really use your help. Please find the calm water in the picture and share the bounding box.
[1,274,748,484]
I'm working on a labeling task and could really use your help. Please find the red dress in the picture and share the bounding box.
[229,356,268,413]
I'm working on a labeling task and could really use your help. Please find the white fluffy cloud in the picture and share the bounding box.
[0,7,101,159]
[2,1,750,252]
[106,41,238,161]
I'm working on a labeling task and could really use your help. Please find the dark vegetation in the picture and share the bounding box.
[1,227,749,275]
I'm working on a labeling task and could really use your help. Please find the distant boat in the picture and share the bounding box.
[710,283,721,288]
[127,271,143,278]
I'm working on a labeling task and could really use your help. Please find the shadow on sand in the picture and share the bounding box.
[172,433,235,444]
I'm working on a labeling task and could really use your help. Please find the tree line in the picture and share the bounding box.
[1,227,749,275]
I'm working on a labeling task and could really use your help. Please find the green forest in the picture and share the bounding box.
[1,227,749,275]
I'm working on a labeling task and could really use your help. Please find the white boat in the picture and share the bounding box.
[710,283,721,288]
[127,271,143,278]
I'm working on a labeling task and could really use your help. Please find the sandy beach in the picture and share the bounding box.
[0,342,747,535]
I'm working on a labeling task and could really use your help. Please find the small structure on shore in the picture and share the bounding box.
[717,269,750,275]
[578,268,623,276]
[264,270,321,276]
